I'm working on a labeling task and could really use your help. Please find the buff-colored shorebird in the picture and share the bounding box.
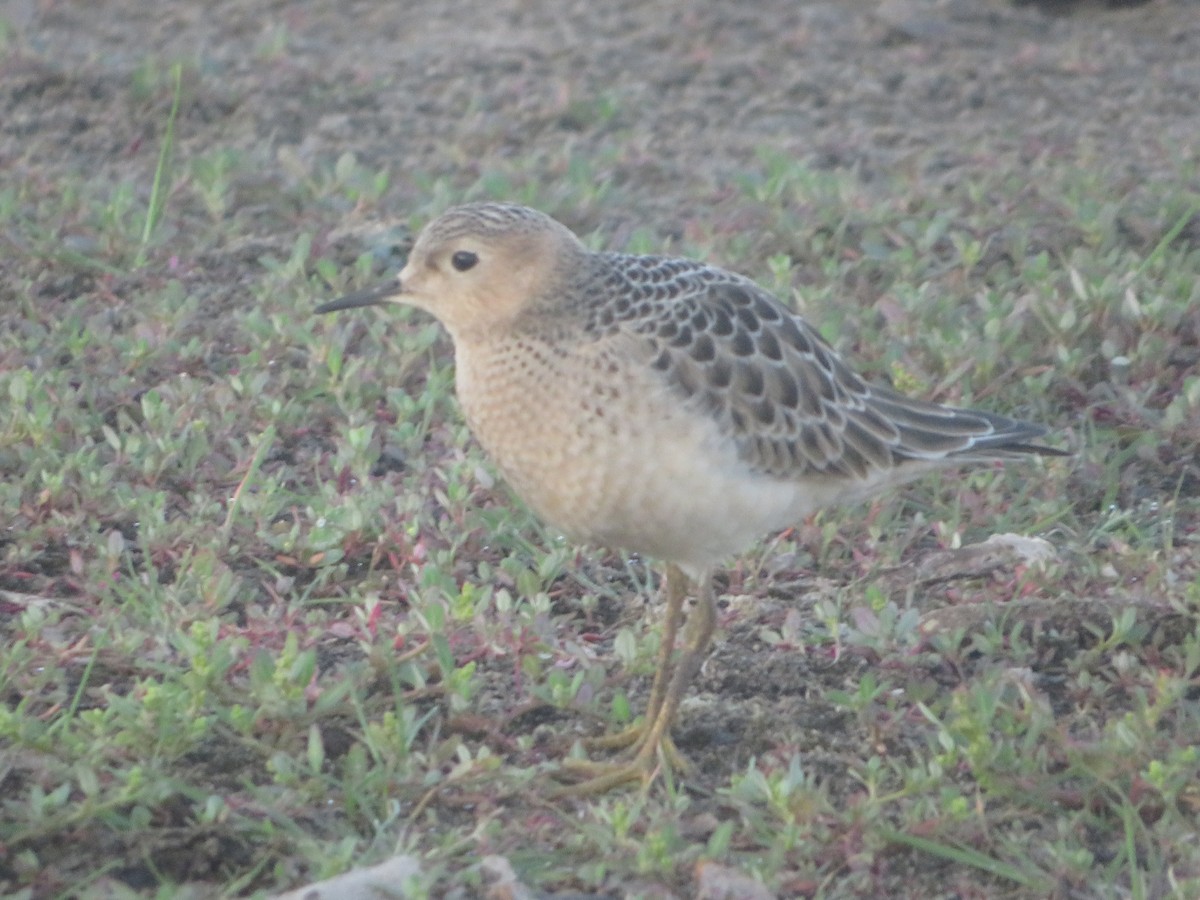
[317,202,1064,793]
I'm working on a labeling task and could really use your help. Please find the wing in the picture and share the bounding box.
[587,253,1060,481]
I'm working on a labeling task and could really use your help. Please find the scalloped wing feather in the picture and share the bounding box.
[585,254,1058,482]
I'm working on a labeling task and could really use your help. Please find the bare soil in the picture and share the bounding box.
[8,0,1197,229]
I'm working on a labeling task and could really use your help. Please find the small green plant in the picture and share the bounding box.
[135,62,183,267]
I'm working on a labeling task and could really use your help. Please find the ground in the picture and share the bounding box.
[1,0,1198,897]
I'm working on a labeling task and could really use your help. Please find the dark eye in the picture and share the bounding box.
[451,250,479,272]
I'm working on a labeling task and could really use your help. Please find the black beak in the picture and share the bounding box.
[314,279,401,314]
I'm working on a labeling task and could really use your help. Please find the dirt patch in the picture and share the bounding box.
[7,0,1198,221]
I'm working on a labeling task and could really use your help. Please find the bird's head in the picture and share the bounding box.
[316,203,587,339]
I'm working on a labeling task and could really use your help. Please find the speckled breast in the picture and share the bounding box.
[450,332,815,573]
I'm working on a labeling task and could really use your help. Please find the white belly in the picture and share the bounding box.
[453,335,847,578]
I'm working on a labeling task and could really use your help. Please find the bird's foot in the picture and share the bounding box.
[551,727,690,796]
[549,707,692,796]
[582,720,689,767]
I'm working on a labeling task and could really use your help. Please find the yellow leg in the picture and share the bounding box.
[585,563,688,753]
[554,570,717,795]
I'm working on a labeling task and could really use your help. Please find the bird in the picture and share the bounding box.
[316,202,1065,794]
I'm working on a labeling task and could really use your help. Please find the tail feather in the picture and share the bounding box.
[866,384,1068,463]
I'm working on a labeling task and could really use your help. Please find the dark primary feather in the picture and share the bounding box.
[580,253,1064,481]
